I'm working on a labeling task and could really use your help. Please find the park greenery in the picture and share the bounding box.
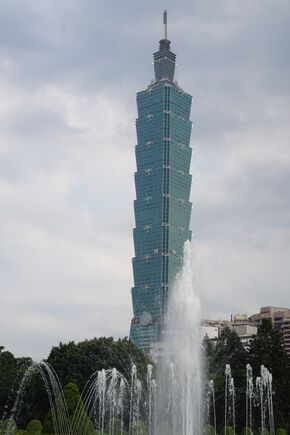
[0,321,289,434]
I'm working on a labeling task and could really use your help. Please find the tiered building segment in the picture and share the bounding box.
[130,12,193,352]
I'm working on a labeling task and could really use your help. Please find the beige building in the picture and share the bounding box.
[231,323,257,347]
[249,306,290,357]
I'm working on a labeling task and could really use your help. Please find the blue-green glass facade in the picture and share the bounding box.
[129,34,192,352]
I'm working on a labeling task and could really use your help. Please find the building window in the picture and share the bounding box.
[145,168,152,176]
[144,196,152,204]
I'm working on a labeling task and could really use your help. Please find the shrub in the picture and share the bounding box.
[204,424,216,435]
[25,421,42,435]
[0,419,17,435]
[241,428,253,435]
[276,429,287,435]
[42,412,54,435]
[220,427,235,435]
[258,429,270,435]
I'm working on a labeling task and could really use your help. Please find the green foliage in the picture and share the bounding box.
[43,382,93,435]
[0,347,45,429]
[220,426,235,435]
[0,419,17,435]
[258,429,270,435]
[204,424,216,435]
[41,411,54,434]
[0,350,32,400]
[241,428,253,435]
[25,420,42,435]
[276,429,287,435]
[62,383,81,415]
[249,319,290,430]
[205,328,247,430]
[47,337,151,391]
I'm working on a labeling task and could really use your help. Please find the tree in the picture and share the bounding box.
[205,328,247,432]
[0,349,33,425]
[25,420,42,435]
[249,319,290,431]
[0,419,17,435]
[42,383,93,435]
[47,337,151,391]
[204,424,216,435]
[0,350,17,416]
[220,426,235,435]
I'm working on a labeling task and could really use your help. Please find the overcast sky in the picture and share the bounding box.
[0,0,289,360]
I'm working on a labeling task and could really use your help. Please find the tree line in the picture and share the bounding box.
[0,321,290,434]
[204,319,290,432]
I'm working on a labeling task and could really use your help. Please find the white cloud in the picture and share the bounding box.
[0,0,290,359]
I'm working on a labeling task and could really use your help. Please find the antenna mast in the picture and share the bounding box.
[163,10,168,40]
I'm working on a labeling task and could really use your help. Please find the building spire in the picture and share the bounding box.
[163,10,168,40]
[153,10,176,82]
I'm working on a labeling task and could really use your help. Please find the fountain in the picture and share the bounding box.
[155,240,203,435]
[206,380,216,434]
[1,242,276,435]
[224,364,236,433]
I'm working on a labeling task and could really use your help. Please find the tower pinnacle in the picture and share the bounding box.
[153,10,176,82]
[163,10,168,40]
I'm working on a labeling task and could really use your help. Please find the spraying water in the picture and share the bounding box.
[256,366,275,435]
[246,364,254,434]
[2,238,277,435]
[156,241,203,435]
[207,380,216,433]
[4,362,70,435]
[224,364,236,434]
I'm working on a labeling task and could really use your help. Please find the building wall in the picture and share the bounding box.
[201,326,219,340]
[249,306,290,357]
[232,323,257,337]
[130,38,192,352]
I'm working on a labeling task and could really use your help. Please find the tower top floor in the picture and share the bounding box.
[153,11,176,83]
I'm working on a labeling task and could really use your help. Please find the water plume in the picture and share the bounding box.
[156,240,203,435]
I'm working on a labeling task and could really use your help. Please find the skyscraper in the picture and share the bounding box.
[129,11,193,352]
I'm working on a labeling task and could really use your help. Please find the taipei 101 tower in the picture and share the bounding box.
[129,11,193,353]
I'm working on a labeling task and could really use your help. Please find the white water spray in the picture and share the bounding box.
[157,241,203,435]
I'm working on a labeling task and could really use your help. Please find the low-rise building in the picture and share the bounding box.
[249,306,290,357]
[232,323,257,347]
[201,325,219,340]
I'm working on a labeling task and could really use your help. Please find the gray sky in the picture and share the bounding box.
[0,0,290,360]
